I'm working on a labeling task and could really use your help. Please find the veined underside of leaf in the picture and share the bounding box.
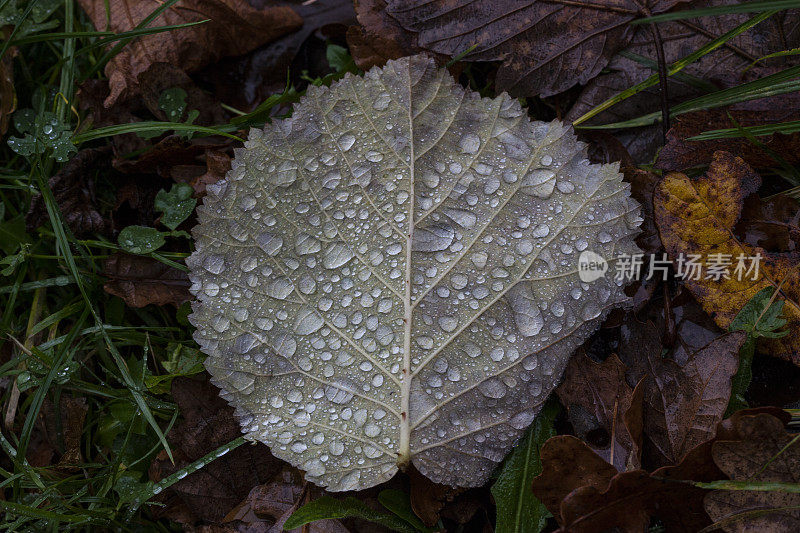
[188,55,642,491]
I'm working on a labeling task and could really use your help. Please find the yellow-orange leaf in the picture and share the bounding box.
[654,151,800,364]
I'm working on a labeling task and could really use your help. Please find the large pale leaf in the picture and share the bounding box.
[188,55,642,491]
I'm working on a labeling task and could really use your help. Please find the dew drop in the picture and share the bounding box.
[478,378,507,399]
[323,243,354,269]
[294,307,324,335]
[338,134,356,151]
[459,133,481,154]
[256,233,283,256]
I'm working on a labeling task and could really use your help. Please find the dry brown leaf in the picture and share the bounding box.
[654,150,800,364]
[103,253,191,307]
[737,194,800,254]
[346,0,417,71]
[352,0,683,97]
[642,331,745,466]
[531,435,618,517]
[77,0,302,106]
[704,413,800,532]
[556,352,644,471]
[558,469,709,533]
[533,408,791,533]
[532,436,708,532]
[149,376,284,526]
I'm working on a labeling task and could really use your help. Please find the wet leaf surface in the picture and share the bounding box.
[188,54,643,491]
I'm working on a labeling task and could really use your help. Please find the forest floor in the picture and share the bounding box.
[1,1,800,532]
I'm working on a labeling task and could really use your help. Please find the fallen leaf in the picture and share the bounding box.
[346,0,417,71]
[408,466,460,528]
[533,407,791,533]
[654,150,800,364]
[736,193,800,254]
[556,352,644,471]
[704,413,800,532]
[531,435,618,517]
[657,109,800,172]
[185,149,232,196]
[77,0,302,107]
[654,406,791,486]
[642,331,745,466]
[26,147,111,237]
[223,468,350,533]
[566,1,800,163]
[558,469,708,533]
[149,376,284,526]
[54,396,88,470]
[103,253,191,307]
[188,54,643,491]
[33,396,89,471]
[360,0,683,97]
[113,134,233,178]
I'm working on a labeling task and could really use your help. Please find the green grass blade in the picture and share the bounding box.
[688,119,800,140]
[32,166,175,463]
[635,0,800,23]
[579,65,800,129]
[73,122,243,143]
[10,20,207,48]
[573,11,776,125]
